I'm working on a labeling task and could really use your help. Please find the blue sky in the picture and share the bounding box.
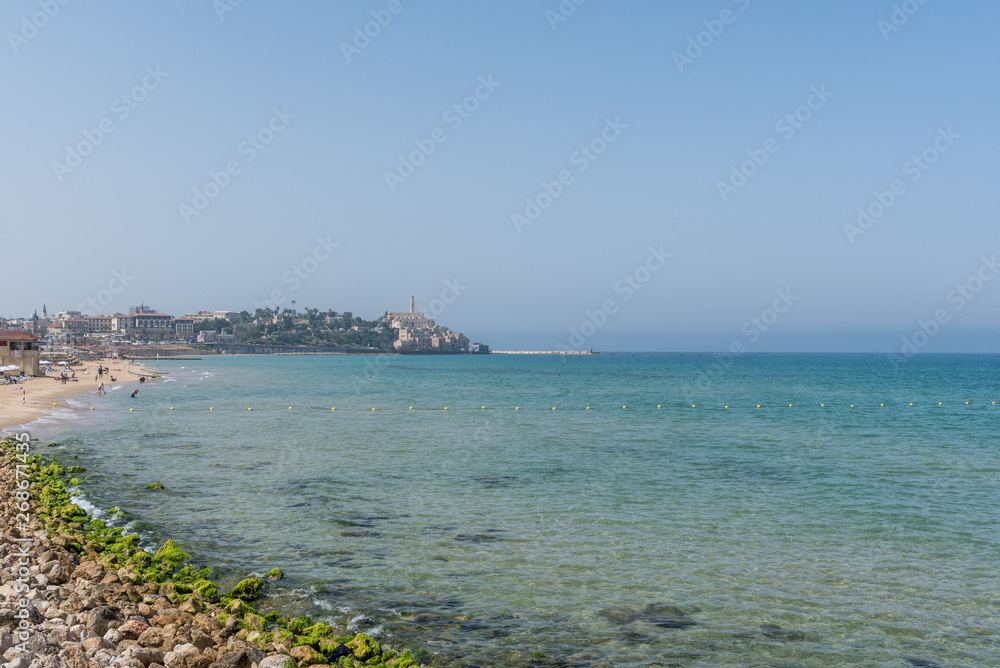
[2,0,998,352]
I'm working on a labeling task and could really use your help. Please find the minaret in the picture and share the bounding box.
[410,296,414,314]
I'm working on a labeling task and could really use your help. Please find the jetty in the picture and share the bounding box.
[490,350,598,355]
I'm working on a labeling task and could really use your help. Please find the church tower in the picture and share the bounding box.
[410,296,414,314]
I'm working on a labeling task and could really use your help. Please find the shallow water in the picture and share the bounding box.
[41,354,1000,666]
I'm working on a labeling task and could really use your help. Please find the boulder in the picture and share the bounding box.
[73,561,105,582]
[58,647,89,668]
[288,646,325,665]
[347,634,380,662]
[257,656,295,668]
[86,606,124,637]
[125,646,166,667]
[119,619,150,640]
[163,643,211,668]
[208,650,254,668]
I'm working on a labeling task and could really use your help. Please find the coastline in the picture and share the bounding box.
[0,436,422,667]
[0,360,147,433]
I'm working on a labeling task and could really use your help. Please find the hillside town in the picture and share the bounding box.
[0,299,487,376]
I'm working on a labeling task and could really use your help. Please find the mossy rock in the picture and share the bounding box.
[87,520,107,531]
[287,616,312,635]
[192,579,217,599]
[230,577,264,601]
[68,477,82,486]
[145,482,165,490]
[60,504,88,520]
[265,567,284,580]
[66,466,86,473]
[347,634,380,662]
[153,540,191,568]
[386,650,416,668]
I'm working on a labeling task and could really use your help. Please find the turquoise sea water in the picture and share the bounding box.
[30,354,1000,666]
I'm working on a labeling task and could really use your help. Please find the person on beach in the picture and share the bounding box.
[131,389,138,398]
[97,383,105,396]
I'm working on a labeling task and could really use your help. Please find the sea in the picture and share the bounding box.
[18,353,1000,667]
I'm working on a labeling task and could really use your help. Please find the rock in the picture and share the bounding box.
[325,644,351,661]
[59,647,89,668]
[346,634,380,662]
[0,629,13,654]
[263,569,283,582]
[208,650,255,668]
[760,623,805,641]
[137,629,165,648]
[5,656,30,668]
[190,631,214,652]
[87,606,124,637]
[83,636,113,653]
[162,643,210,668]
[104,628,123,644]
[228,579,263,603]
[288,646,325,665]
[177,599,198,615]
[124,646,166,667]
[256,656,295,668]
[73,561,105,582]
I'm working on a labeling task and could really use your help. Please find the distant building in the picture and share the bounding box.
[175,318,195,339]
[0,331,40,376]
[113,312,176,340]
[84,316,113,333]
[388,296,469,353]
[46,324,68,344]
[128,304,156,315]
[197,331,235,344]
[470,342,490,354]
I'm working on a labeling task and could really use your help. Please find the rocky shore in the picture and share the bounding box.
[0,436,420,668]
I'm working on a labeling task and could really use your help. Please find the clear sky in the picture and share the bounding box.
[2,0,998,352]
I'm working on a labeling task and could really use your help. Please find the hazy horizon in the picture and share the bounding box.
[3,1,998,353]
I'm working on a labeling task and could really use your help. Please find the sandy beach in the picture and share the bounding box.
[0,359,148,432]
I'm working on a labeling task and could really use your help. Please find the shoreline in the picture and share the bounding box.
[0,360,148,433]
[0,436,422,667]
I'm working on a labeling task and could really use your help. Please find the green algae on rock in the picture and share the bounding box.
[230,576,265,601]
[145,481,165,489]
[265,567,284,580]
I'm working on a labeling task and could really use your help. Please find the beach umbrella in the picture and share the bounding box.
[39,360,52,364]
[58,361,69,365]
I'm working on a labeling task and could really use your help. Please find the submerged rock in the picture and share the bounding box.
[760,623,805,641]
[229,577,264,602]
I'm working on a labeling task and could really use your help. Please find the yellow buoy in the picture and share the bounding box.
[939,402,942,405]
[210,407,213,411]
[482,406,486,410]
[515,407,519,410]
[90,407,94,410]
[692,405,696,408]
[288,407,292,410]
[52,403,57,406]
[552,407,556,410]
[170,407,174,410]
[372,407,376,411]
[586,407,590,410]
[965,401,970,405]
[850,405,854,408]
[880,404,884,407]
[789,404,793,407]
[757,405,761,409]
[331,407,335,411]
[657,405,661,408]
[444,407,448,410]
[821,404,825,407]
[910,403,913,406]
[622,406,626,409]
[129,408,133,411]
[725,405,729,408]
[248,408,252,411]
[409,407,413,410]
